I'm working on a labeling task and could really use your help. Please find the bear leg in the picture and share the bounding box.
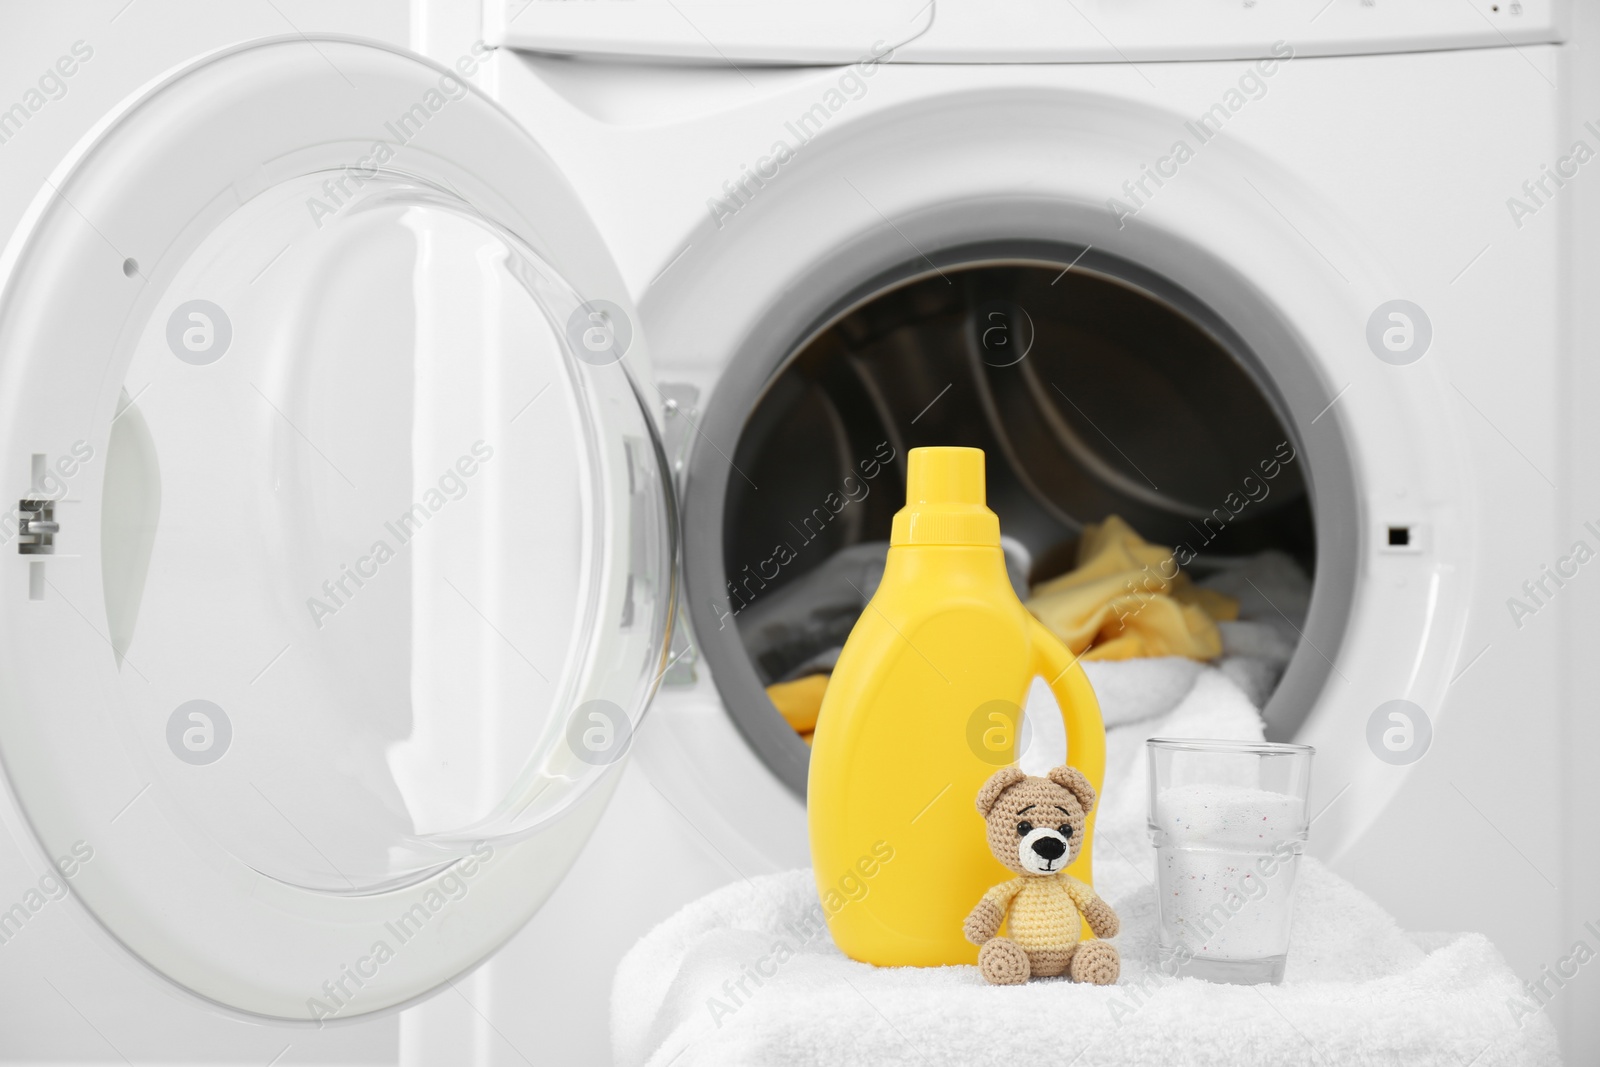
[1068,939,1120,985]
[1025,943,1075,978]
[978,937,1031,985]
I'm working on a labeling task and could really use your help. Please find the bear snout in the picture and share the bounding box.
[1032,836,1066,861]
[1017,826,1073,873]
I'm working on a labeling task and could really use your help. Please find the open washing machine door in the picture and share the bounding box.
[0,37,676,1020]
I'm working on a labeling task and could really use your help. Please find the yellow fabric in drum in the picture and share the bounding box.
[768,673,830,738]
[1026,515,1238,661]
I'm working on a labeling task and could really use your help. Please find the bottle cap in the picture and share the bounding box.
[890,447,1002,547]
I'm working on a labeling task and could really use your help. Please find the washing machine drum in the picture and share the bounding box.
[0,38,674,1018]
[726,263,1313,606]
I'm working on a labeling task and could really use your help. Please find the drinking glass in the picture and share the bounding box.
[1146,738,1314,984]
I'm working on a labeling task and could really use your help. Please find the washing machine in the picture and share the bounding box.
[0,0,1593,1064]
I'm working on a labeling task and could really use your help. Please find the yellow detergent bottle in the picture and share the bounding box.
[807,446,1105,967]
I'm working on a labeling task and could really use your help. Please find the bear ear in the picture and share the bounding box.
[1047,765,1097,814]
[975,767,1027,816]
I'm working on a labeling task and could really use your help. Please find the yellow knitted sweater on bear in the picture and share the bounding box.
[981,873,1097,950]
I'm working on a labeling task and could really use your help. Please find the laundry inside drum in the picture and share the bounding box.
[716,259,1316,752]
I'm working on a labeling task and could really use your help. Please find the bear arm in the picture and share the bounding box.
[963,897,1005,945]
[1065,878,1120,938]
[1080,895,1120,938]
[964,879,1023,944]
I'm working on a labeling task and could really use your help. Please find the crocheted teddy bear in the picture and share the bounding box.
[962,764,1121,985]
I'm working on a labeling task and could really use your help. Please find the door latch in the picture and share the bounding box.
[17,499,58,554]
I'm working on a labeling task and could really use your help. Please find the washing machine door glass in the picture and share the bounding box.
[0,38,674,1017]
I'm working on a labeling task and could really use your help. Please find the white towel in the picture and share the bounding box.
[612,663,1560,1066]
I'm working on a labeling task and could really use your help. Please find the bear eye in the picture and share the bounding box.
[1059,824,1073,837]
[1017,821,1033,836]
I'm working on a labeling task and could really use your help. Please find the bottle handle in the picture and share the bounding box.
[1029,617,1107,901]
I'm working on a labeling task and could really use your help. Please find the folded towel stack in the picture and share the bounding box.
[612,661,1560,1067]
